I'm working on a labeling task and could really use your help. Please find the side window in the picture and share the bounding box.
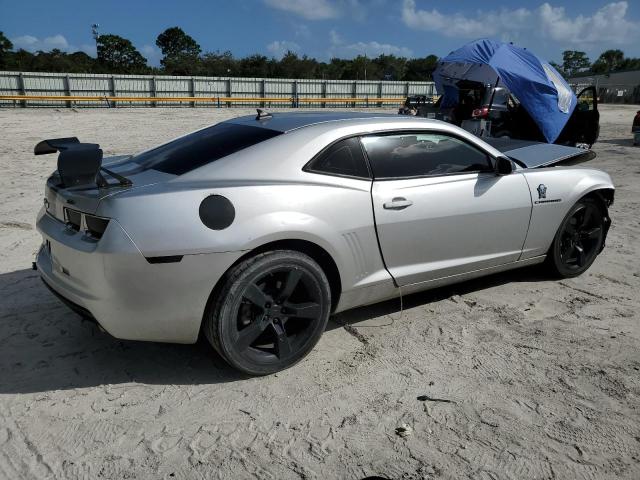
[361,133,492,179]
[577,88,595,112]
[307,137,370,179]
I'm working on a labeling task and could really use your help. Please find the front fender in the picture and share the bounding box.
[520,167,614,259]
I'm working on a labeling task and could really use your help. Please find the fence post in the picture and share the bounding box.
[226,78,232,107]
[63,75,72,108]
[352,81,357,108]
[150,77,157,107]
[322,80,327,108]
[405,81,410,98]
[377,82,383,108]
[292,80,298,108]
[260,79,266,108]
[190,77,196,107]
[108,76,116,108]
[17,73,26,107]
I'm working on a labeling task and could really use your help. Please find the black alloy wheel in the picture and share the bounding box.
[550,198,605,277]
[204,250,331,375]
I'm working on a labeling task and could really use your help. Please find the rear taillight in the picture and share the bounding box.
[64,208,81,232]
[85,215,109,239]
[63,207,110,239]
[472,107,489,119]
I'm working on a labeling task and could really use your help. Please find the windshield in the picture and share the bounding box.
[128,123,282,175]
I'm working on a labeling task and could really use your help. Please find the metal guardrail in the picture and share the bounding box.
[0,71,437,108]
[0,94,414,107]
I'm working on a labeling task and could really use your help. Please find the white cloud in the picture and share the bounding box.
[11,34,98,56]
[140,44,162,65]
[267,40,301,58]
[401,0,640,47]
[538,2,639,45]
[11,35,39,49]
[401,0,530,39]
[263,0,368,21]
[328,29,413,58]
[264,0,338,20]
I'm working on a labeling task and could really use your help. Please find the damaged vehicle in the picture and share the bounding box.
[412,39,600,147]
[34,111,613,375]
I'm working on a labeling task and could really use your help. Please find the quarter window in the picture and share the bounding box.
[361,133,492,179]
[306,137,370,179]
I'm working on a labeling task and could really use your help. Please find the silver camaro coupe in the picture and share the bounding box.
[34,111,614,374]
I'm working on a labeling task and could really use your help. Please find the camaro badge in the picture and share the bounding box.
[537,184,547,199]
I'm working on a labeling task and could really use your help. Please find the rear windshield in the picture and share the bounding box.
[129,123,282,175]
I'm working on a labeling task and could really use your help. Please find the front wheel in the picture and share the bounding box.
[548,198,605,278]
[204,250,331,375]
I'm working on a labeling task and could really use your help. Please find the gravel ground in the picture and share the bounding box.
[0,105,639,480]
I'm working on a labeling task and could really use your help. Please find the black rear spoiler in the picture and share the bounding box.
[34,137,131,188]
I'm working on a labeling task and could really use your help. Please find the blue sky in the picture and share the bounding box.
[1,0,639,66]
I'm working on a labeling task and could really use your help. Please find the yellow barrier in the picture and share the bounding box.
[0,95,407,104]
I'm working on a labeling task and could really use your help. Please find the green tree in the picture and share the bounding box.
[156,27,201,72]
[199,50,236,76]
[561,50,590,77]
[372,54,407,81]
[275,51,319,78]
[96,34,148,73]
[404,55,439,81]
[591,49,625,73]
[238,54,276,77]
[0,31,13,68]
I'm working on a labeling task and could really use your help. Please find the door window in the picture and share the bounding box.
[577,88,595,112]
[305,137,370,179]
[361,133,492,179]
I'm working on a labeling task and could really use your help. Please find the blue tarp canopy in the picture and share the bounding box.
[433,39,576,143]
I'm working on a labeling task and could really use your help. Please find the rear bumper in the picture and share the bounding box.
[36,208,244,343]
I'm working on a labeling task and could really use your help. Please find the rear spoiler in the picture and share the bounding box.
[34,137,131,188]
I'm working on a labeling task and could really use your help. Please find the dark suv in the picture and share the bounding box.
[404,81,600,147]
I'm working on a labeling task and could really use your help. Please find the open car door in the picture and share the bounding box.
[573,86,600,147]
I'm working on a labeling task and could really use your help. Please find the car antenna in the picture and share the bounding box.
[256,108,272,120]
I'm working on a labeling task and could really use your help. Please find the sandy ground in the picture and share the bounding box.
[0,105,639,480]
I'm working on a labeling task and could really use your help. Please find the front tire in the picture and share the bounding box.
[548,198,605,278]
[204,250,331,375]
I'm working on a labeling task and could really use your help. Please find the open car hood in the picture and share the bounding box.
[483,138,596,169]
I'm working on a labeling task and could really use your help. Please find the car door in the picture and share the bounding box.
[363,131,532,287]
[575,86,600,146]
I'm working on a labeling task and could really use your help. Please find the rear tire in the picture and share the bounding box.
[547,198,605,278]
[204,250,331,375]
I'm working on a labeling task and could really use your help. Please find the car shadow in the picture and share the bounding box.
[329,264,550,329]
[0,265,552,394]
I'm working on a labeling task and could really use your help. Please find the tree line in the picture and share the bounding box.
[0,27,437,81]
[553,49,640,77]
[1,27,639,80]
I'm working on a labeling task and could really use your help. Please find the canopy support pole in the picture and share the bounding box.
[487,76,500,113]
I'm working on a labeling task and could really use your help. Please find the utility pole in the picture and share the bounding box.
[364,52,367,82]
[91,23,100,55]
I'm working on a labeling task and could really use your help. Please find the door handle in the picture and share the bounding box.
[383,197,413,210]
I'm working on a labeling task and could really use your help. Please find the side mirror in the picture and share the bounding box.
[495,156,513,175]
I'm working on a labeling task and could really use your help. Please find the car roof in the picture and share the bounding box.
[225,111,430,133]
